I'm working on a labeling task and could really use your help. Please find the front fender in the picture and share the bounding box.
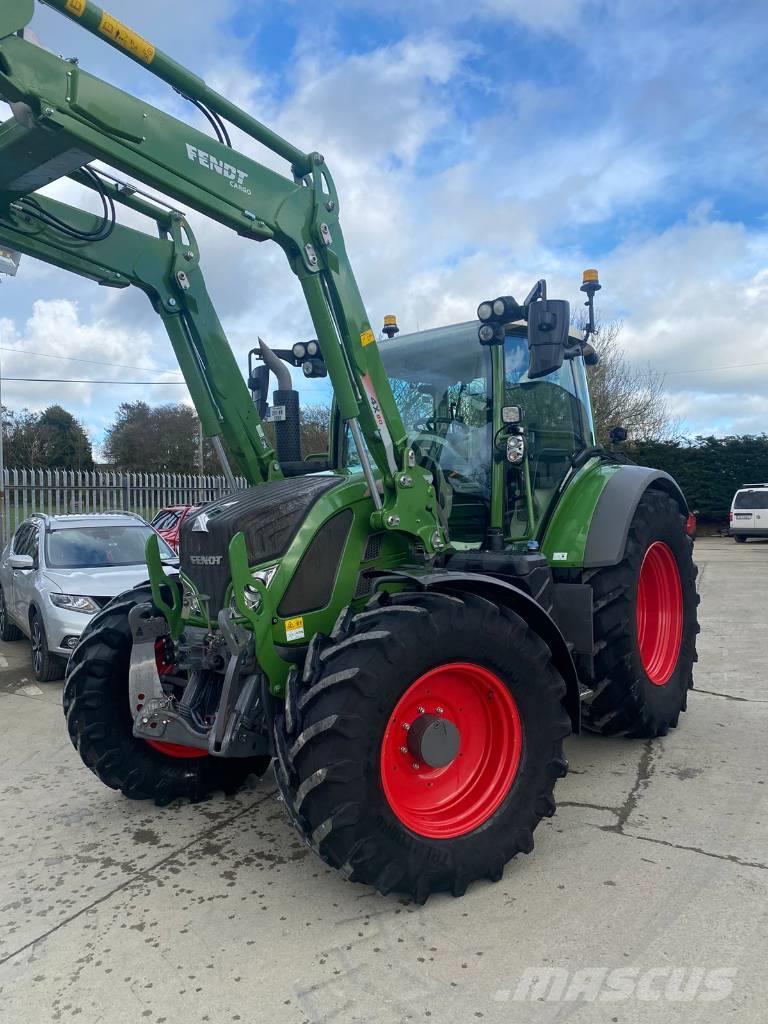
[375,568,581,733]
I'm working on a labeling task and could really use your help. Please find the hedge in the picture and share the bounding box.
[626,435,768,522]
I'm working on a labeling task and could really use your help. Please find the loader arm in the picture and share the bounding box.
[0,173,281,486]
[0,0,444,552]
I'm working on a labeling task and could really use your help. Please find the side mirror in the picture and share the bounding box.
[609,426,628,444]
[527,299,570,379]
[10,554,34,570]
[248,365,270,419]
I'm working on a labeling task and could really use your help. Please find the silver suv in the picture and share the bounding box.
[0,512,177,681]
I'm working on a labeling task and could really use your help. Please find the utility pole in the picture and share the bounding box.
[197,416,204,501]
[0,247,22,545]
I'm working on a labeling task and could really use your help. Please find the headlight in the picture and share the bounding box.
[181,575,203,617]
[232,564,279,613]
[506,435,526,464]
[49,594,99,614]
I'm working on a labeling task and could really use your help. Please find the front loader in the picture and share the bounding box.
[0,0,698,901]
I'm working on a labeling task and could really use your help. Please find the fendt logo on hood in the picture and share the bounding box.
[185,144,252,195]
[189,554,223,566]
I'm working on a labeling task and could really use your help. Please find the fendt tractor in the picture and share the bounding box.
[0,0,698,901]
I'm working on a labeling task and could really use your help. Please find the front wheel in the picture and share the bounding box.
[64,586,270,804]
[274,590,571,902]
[734,535,747,543]
[581,489,699,737]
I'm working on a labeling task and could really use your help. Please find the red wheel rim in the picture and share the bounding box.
[143,640,208,760]
[636,541,683,685]
[380,662,523,839]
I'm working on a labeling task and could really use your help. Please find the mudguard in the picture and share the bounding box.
[582,466,688,567]
[541,459,688,570]
[374,568,581,733]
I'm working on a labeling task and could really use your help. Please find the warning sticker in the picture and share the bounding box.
[99,13,156,64]
[360,329,376,347]
[65,0,87,16]
[285,616,305,642]
[552,552,568,561]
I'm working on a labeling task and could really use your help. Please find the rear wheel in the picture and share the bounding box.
[734,535,747,543]
[274,590,571,902]
[0,587,22,641]
[581,490,698,737]
[64,586,269,804]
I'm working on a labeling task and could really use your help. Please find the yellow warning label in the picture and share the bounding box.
[65,0,87,15]
[98,12,156,64]
[360,329,376,347]
[285,616,305,642]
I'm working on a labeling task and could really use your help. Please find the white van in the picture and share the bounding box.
[730,484,768,542]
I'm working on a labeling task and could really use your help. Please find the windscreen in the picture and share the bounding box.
[46,525,175,568]
[734,490,768,509]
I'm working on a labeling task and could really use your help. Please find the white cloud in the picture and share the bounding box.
[2,0,766,445]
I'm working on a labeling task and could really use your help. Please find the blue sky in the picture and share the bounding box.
[1,0,768,452]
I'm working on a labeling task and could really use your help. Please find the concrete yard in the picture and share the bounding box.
[0,536,766,1023]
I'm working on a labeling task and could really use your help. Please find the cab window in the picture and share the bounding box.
[504,332,592,537]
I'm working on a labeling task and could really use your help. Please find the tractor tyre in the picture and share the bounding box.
[581,489,698,737]
[273,589,571,902]
[64,585,270,805]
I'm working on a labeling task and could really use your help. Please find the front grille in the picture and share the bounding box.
[363,532,385,562]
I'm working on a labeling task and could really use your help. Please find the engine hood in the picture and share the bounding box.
[42,565,157,597]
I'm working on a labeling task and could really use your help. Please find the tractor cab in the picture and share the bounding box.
[341,319,595,548]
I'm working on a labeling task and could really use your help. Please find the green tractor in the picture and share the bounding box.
[0,0,698,901]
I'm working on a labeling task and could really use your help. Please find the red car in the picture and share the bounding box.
[150,505,199,552]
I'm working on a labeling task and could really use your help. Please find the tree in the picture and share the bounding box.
[584,320,680,446]
[300,405,330,456]
[38,405,93,469]
[1,404,93,468]
[104,401,200,472]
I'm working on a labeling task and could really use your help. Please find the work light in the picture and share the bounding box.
[478,323,505,346]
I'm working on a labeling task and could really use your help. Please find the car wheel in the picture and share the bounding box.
[734,535,747,543]
[0,588,22,641]
[30,612,65,682]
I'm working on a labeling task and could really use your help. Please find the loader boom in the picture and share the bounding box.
[0,0,445,551]
[0,174,281,486]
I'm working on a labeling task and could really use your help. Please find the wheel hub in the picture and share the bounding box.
[380,662,523,839]
[406,714,460,768]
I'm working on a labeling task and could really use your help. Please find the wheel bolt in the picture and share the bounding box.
[402,722,410,731]
[412,762,420,770]
[418,706,425,714]
[435,706,444,714]
[400,746,408,754]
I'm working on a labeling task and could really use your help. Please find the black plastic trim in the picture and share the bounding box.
[583,467,689,567]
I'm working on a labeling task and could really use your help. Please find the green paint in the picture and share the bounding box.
[540,458,620,567]
[145,533,183,637]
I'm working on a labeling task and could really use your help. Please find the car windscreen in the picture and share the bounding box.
[734,490,768,509]
[45,525,175,568]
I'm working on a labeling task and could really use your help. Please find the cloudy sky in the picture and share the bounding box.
[1,0,767,455]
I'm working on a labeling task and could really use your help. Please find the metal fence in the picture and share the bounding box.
[0,467,247,544]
